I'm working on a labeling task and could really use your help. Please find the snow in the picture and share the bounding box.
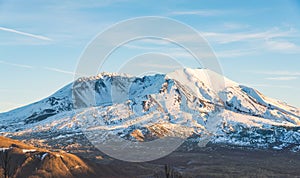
[220,110,295,128]
[41,153,48,160]
[167,68,238,93]
[22,149,36,153]
[0,147,10,152]
[0,68,299,151]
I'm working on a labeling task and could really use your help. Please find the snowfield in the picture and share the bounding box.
[0,68,299,151]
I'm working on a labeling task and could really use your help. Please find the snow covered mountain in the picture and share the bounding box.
[0,68,299,152]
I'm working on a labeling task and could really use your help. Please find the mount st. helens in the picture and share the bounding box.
[0,68,299,152]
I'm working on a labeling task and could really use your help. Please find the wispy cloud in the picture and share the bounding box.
[201,28,295,44]
[215,49,258,58]
[244,83,294,89]
[265,76,298,81]
[124,38,175,50]
[123,37,259,59]
[249,70,300,76]
[0,60,34,69]
[124,44,159,50]
[169,10,225,16]
[44,67,75,75]
[48,0,129,10]
[222,22,250,30]
[0,60,77,76]
[0,27,52,41]
[136,63,181,69]
[247,70,300,81]
[264,39,300,53]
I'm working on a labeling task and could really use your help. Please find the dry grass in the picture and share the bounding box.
[0,136,95,178]
[0,136,34,149]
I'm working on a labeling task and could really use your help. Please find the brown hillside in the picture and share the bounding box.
[0,136,96,178]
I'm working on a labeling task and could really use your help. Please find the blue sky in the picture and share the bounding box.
[0,0,300,112]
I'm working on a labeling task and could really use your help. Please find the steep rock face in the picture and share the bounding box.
[0,68,299,151]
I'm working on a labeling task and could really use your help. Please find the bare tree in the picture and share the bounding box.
[0,149,11,178]
[162,164,183,178]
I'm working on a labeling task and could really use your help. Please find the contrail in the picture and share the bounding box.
[44,67,75,75]
[0,26,52,41]
[0,60,34,69]
[0,60,76,76]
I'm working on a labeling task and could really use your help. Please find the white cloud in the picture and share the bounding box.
[201,28,295,44]
[170,10,225,16]
[0,27,52,41]
[98,25,300,59]
[264,40,300,53]
[222,23,250,30]
[243,83,293,89]
[247,70,300,81]
[135,63,181,69]
[250,70,300,76]
[49,0,129,10]
[265,76,298,81]
[215,49,257,58]
[199,27,300,55]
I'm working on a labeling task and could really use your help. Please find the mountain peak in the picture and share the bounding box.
[167,68,238,92]
[75,67,238,90]
[1,67,300,153]
[76,72,134,82]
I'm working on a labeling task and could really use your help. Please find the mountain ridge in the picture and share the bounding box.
[0,68,299,153]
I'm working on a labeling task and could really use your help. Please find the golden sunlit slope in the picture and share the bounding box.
[0,136,95,178]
